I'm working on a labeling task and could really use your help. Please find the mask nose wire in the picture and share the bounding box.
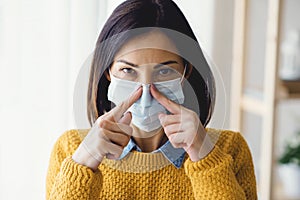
[140,84,151,107]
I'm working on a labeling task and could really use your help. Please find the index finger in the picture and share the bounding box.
[108,86,142,122]
[150,84,181,114]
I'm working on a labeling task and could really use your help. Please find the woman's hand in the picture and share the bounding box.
[72,87,142,171]
[150,84,213,162]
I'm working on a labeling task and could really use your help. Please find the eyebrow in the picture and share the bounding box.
[116,59,179,68]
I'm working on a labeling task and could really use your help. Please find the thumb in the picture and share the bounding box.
[118,112,132,125]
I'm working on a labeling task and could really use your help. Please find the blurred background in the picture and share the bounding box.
[0,0,300,199]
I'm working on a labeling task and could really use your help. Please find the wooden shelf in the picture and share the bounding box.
[281,80,300,92]
[230,0,300,199]
[230,0,282,199]
[231,0,300,199]
[277,80,300,100]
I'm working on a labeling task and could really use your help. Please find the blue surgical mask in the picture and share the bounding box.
[107,67,186,132]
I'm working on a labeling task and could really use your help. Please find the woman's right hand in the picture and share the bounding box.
[72,87,142,171]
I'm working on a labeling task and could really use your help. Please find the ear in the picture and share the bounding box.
[185,63,193,79]
[104,69,111,81]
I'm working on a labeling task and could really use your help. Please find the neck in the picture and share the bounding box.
[131,125,168,152]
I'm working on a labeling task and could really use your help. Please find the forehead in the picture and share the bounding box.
[114,30,181,64]
[115,49,182,66]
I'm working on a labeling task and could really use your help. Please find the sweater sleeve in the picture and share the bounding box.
[184,131,257,200]
[46,130,103,200]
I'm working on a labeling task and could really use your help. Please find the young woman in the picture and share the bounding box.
[46,0,257,199]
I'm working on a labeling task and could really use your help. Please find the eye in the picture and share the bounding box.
[120,67,135,74]
[159,68,175,76]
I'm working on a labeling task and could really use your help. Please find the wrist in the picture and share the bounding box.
[187,133,215,162]
[197,134,214,160]
[72,144,102,171]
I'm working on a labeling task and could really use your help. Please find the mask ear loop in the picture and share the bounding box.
[108,68,112,77]
[180,63,187,83]
[108,68,121,82]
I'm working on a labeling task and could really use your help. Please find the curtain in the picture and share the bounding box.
[0,0,105,199]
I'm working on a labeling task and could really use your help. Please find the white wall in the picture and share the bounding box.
[174,0,234,129]
[0,1,234,199]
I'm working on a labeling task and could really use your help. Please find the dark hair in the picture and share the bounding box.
[87,0,215,127]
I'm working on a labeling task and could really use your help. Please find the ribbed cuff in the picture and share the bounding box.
[184,146,232,176]
[61,156,103,188]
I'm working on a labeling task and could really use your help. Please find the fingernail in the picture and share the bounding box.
[136,86,142,93]
[151,84,157,91]
[123,111,130,118]
[158,113,164,121]
[132,87,142,96]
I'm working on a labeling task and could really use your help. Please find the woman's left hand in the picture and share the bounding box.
[150,84,210,162]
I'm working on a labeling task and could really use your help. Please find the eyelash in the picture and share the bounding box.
[159,68,173,75]
[120,67,135,74]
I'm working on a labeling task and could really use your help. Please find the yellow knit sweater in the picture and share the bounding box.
[46,128,257,200]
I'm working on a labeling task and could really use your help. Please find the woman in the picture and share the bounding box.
[46,0,257,199]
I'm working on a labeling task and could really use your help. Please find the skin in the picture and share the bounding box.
[72,31,208,171]
[72,87,142,170]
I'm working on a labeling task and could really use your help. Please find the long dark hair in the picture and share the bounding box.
[87,0,215,127]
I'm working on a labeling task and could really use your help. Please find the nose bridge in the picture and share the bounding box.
[139,73,152,84]
[138,65,153,84]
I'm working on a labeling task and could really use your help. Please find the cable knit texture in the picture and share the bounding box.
[46,128,257,200]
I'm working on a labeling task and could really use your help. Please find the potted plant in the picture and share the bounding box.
[278,130,300,198]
